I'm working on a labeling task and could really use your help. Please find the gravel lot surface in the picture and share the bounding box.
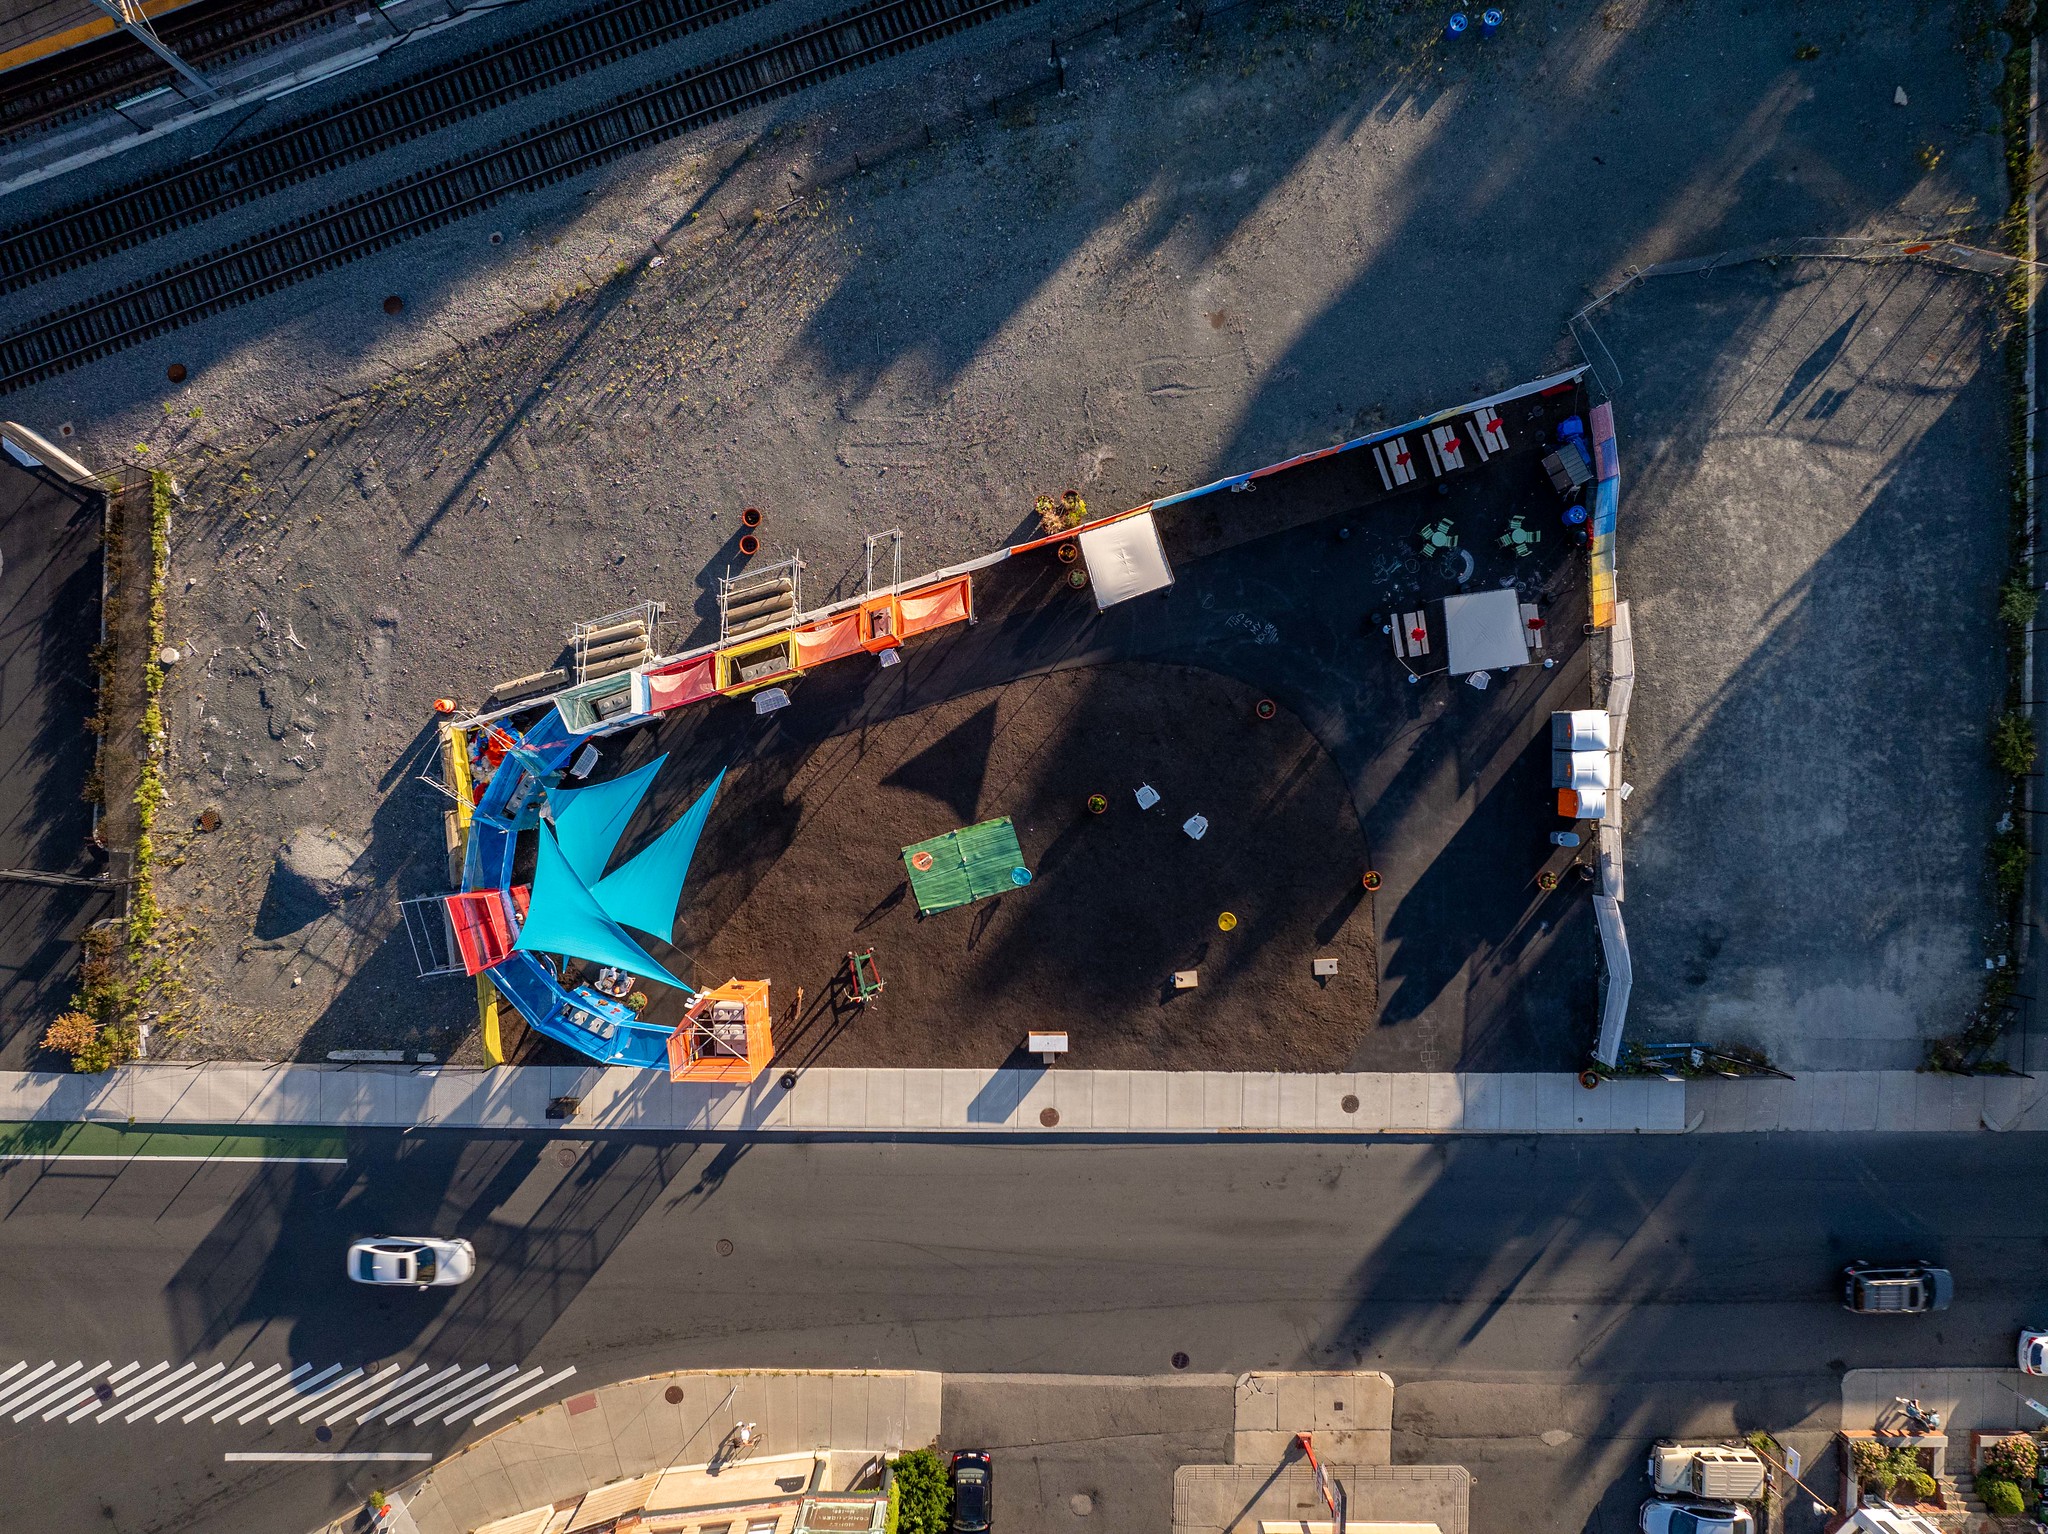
[0,0,2004,1063]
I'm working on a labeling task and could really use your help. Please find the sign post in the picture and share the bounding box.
[1295,1432,1344,1534]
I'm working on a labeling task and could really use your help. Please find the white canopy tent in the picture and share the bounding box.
[1441,588,1530,675]
[1078,512,1174,609]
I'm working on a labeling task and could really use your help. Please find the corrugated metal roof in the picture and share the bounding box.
[568,1473,659,1531]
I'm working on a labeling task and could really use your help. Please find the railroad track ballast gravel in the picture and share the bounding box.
[0,0,1042,394]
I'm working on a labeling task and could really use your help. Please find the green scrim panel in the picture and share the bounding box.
[902,817,1029,915]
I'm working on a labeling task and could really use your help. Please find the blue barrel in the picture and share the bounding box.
[1444,10,1468,40]
[1479,7,1502,35]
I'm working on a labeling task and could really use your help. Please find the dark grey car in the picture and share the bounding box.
[1843,1262,1953,1313]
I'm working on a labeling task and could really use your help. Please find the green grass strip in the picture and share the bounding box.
[0,1121,347,1161]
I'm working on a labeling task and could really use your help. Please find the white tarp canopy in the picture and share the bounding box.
[1079,512,1174,609]
[1441,588,1530,675]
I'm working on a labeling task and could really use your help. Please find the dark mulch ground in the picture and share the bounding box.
[642,660,1377,1071]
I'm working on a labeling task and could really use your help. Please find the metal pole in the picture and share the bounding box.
[88,0,218,100]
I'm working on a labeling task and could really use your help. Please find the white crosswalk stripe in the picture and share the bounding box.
[77,1361,165,1421]
[54,1361,139,1421]
[0,1362,60,1414]
[185,1363,278,1423]
[162,1363,255,1423]
[313,1364,420,1422]
[272,1366,366,1423]
[122,1363,223,1422]
[473,1366,578,1426]
[373,1364,487,1423]
[32,1362,122,1421]
[429,1365,526,1423]
[357,1364,460,1424]
[236,1363,330,1424]
[0,1359,573,1427]
[98,1361,194,1421]
[13,1362,101,1420]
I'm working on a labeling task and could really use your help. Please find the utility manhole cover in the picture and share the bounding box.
[554,1146,578,1168]
[1341,1094,1360,1113]
[665,1386,685,1404]
[716,1238,734,1256]
[1039,1108,1060,1127]
[1171,1352,1189,1370]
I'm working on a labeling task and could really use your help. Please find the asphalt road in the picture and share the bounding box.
[4,1132,2043,1534]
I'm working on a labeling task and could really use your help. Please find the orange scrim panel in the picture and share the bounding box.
[794,610,865,668]
[645,653,720,712]
[899,576,972,637]
[667,978,775,1083]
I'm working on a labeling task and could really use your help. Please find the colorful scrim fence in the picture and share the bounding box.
[1589,401,1620,630]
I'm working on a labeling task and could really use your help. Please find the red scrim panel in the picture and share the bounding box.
[794,609,864,667]
[447,890,516,976]
[899,576,972,637]
[644,653,719,713]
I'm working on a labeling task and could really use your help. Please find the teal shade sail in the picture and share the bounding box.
[593,770,725,938]
[548,754,667,885]
[513,821,686,989]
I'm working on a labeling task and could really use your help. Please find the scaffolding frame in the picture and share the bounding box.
[572,600,664,685]
[399,895,464,978]
[864,529,903,597]
[719,552,803,646]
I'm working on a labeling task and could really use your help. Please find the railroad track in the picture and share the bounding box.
[0,0,362,145]
[0,0,1041,394]
[1,0,788,294]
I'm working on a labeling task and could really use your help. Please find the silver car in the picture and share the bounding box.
[347,1236,476,1289]
[1640,1501,1755,1534]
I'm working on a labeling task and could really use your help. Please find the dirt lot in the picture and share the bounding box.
[8,0,2004,1066]
[624,661,1379,1070]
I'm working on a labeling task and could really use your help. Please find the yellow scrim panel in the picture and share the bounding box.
[477,976,504,1063]
[444,725,475,829]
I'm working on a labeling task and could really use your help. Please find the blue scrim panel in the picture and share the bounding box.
[514,823,686,988]
[550,754,666,885]
[594,769,726,938]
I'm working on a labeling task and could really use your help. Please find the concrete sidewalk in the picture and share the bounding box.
[0,1064,1682,1134]
[4,1063,2041,1134]
[319,1369,939,1534]
[1684,1072,2048,1132]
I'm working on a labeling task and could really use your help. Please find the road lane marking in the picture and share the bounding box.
[0,1155,348,1163]
[0,1359,571,1426]
[358,1364,460,1424]
[121,1363,222,1422]
[425,1365,525,1423]
[53,1361,138,1420]
[181,1364,272,1423]
[472,1366,577,1425]
[0,1362,59,1413]
[99,1361,194,1421]
[375,1363,488,1423]
[217,1363,311,1424]
[159,1363,255,1422]
[235,1363,330,1423]
[80,1360,166,1420]
[315,1364,419,1422]
[224,1452,433,1462]
[268,1366,362,1423]
[10,1361,99,1420]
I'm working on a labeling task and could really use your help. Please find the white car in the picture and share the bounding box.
[2020,1329,2048,1374]
[347,1236,476,1289]
[1641,1501,1755,1534]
